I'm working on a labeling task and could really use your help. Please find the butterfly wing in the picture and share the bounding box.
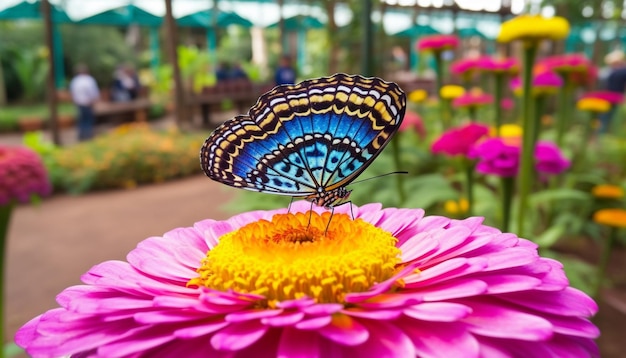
[200,74,406,196]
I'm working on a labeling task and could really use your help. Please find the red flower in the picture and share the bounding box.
[416,35,459,52]
[431,122,489,157]
[399,111,426,139]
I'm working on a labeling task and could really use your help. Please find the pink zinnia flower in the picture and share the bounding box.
[536,54,597,87]
[452,91,494,108]
[450,57,482,76]
[477,56,519,74]
[16,202,599,357]
[0,145,51,205]
[469,138,521,177]
[431,122,489,157]
[417,34,459,52]
[535,141,571,175]
[510,72,563,96]
[501,98,515,111]
[399,111,426,139]
[580,90,624,104]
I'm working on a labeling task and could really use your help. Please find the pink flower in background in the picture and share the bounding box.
[501,98,515,111]
[450,57,483,76]
[0,145,51,205]
[431,122,489,156]
[399,111,426,139]
[510,71,563,95]
[16,202,599,357]
[536,53,597,86]
[452,91,494,108]
[580,90,624,104]
[477,56,519,73]
[417,34,459,52]
[535,141,571,175]
[469,138,521,177]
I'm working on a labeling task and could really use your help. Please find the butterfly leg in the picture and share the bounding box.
[324,206,335,235]
[287,197,296,213]
[306,201,314,228]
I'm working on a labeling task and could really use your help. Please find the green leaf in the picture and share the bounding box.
[534,224,566,248]
[529,188,591,206]
[4,342,24,357]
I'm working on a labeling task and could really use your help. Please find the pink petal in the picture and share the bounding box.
[296,316,332,330]
[399,318,480,358]
[261,312,305,327]
[317,314,369,346]
[210,320,269,351]
[225,309,283,322]
[341,307,403,320]
[173,320,230,339]
[347,320,415,357]
[403,302,472,322]
[277,328,320,358]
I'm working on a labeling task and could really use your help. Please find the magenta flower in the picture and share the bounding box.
[450,57,482,76]
[452,91,494,108]
[16,201,599,357]
[501,98,515,111]
[510,72,563,96]
[431,122,489,157]
[537,54,597,86]
[580,90,624,104]
[399,110,426,139]
[469,138,521,177]
[0,145,51,205]
[477,56,519,74]
[535,141,571,175]
[417,34,459,52]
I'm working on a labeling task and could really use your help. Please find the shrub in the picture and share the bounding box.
[45,123,208,194]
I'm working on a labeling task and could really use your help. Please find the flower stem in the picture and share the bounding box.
[500,176,514,232]
[464,159,475,216]
[494,73,504,136]
[391,135,406,205]
[593,227,617,298]
[516,43,538,238]
[0,203,14,354]
[556,77,572,147]
[468,106,477,122]
[533,95,546,144]
[434,52,448,129]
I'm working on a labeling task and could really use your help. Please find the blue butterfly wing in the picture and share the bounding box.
[200,74,406,196]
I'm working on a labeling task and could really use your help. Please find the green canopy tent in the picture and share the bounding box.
[393,24,440,72]
[77,5,163,72]
[0,0,70,88]
[177,9,253,61]
[267,15,324,75]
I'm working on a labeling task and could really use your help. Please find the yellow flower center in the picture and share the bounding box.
[189,212,400,305]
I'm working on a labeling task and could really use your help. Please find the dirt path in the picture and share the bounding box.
[5,175,237,342]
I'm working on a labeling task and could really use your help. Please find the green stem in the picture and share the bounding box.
[391,135,406,205]
[464,159,475,216]
[0,203,14,355]
[494,73,504,136]
[468,106,477,122]
[533,95,546,144]
[593,227,617,298]
[577,111,596,171]
[556,76,573,147]
[434,52,447,129]
[501,176,515,232]
[516,43,538,238]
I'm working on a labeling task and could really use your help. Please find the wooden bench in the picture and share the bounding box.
[187,81,274,127]
[93,98,152,123]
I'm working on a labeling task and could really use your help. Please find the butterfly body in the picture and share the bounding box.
[201,74,406,208]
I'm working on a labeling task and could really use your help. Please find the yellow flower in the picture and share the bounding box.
[440,85,465,100]
[576,98,611,113]
[408,89,428,103]
[444,199,469,215]
[492,124,523,138]
[497,15,570,43]
[592,185,624,199]
[593,208,626,228]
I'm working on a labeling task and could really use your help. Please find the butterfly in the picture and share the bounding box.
[200,73,406,209]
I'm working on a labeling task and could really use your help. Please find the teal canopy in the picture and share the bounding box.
[267,15,324,30]
[457,27,488,39]
[177,10,253,28]
[0,0,70,22]
[77,5,162,26]
[393,24,439,37]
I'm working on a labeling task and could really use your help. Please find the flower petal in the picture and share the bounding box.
[317,314,369,346]
[210,320,269,351]
[277,328,321,358]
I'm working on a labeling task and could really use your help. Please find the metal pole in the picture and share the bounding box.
[164,0,187,127]
[41,0,61,145]
[361,0,373,76]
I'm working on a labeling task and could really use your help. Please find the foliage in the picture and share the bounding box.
[28,124,208,194]
[0,103,75,132]
[9,47,49,102]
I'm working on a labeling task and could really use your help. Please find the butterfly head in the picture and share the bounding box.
[307,187,352,209]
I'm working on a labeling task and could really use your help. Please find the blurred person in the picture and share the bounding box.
[215,62,231,83]
[69,63,100,141]
[274,55,296,86]
[112,64,141,101]
[600,50,626,133]
[230,62,249,81]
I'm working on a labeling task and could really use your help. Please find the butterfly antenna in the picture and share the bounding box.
[349,171,409,186]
